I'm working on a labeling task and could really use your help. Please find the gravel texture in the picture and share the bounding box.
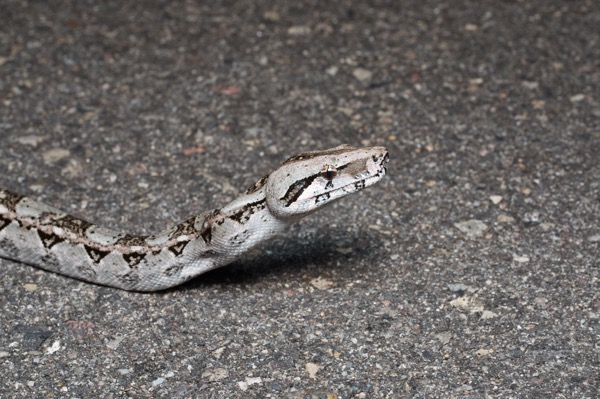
[0,1,598,398]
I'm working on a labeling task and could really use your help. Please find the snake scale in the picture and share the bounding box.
[0,145,388,291]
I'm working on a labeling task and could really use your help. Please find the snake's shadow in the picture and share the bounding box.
[175,231,382,292]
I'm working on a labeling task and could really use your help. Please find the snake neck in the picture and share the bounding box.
[188,186,290,261]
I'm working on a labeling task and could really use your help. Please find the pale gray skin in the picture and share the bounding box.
[0,145,389,291]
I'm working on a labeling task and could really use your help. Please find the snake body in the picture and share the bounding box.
[0,145,388,291]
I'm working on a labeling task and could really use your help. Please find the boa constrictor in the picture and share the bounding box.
[0,145,388,291]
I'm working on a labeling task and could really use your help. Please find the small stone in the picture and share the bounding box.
[326,66,339,76]
[569,93,585,103]
[539,222,555,231]
[117,368,130,375]
[106,336,124,350]
[447,283,476,293]
[475,348,493,356]
[489,195,502,204]
[263,10,280,22]
[435,331,452,345]
[42,148,70,165]
[534,297,548,305]
[532,99,545,109]
[202,368,228,382]
[450,296,484,313]
[152,377,165,386]
[46,340,61,355]
[212,346,225,359]
[522,211,541,226]
[287,25,311,36]
[587,234,600,242]
[305,362,321,379]
[352,68,373,83]
[310,277,334,290]
[23,283,38,292]
[497,214,515,223]
[513,254,530,263]
[14,134,47,147]
[454,219,488,238]
[335,247,353,254]
[522,81,539,89]
[239,377,262,390]
[480,310,498,320]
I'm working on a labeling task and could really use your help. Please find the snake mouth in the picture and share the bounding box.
[314,160,387,205]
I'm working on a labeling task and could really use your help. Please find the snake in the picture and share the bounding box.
[0,145,389,291]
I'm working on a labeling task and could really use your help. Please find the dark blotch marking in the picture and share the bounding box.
[168,241,189,256]
[116,234,149,247]
[165,216,199,242]
[281,146,355,166]
[231,230,250,245]
[37,230,65,249]
[0,189,25,212]
[199,209,223,244]
[122,252,146,268]
[84,244,111,264]
[52,214,93,235]
[281,174,320,207]
[199,249,218,258]
[230,199,266,224]
[164,264,184,277]
[118,272,139,286]
[354,180,366,190]
[245,174,269,194]
[335,163,349,172]
[76,262,97,279]
[0,215,11,232]
[41,253,61,268]
[315,192,331,204]
[200,226,212,244]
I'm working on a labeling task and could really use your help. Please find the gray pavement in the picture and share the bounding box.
[0,1,598,398]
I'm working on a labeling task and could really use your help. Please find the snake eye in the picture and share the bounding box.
[320,164,337,180]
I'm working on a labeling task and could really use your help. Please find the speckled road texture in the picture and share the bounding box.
[0,1,598,398]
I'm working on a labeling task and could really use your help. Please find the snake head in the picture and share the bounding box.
[265,145,389,219]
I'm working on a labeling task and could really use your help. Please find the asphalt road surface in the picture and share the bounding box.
[0,1,598,398]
